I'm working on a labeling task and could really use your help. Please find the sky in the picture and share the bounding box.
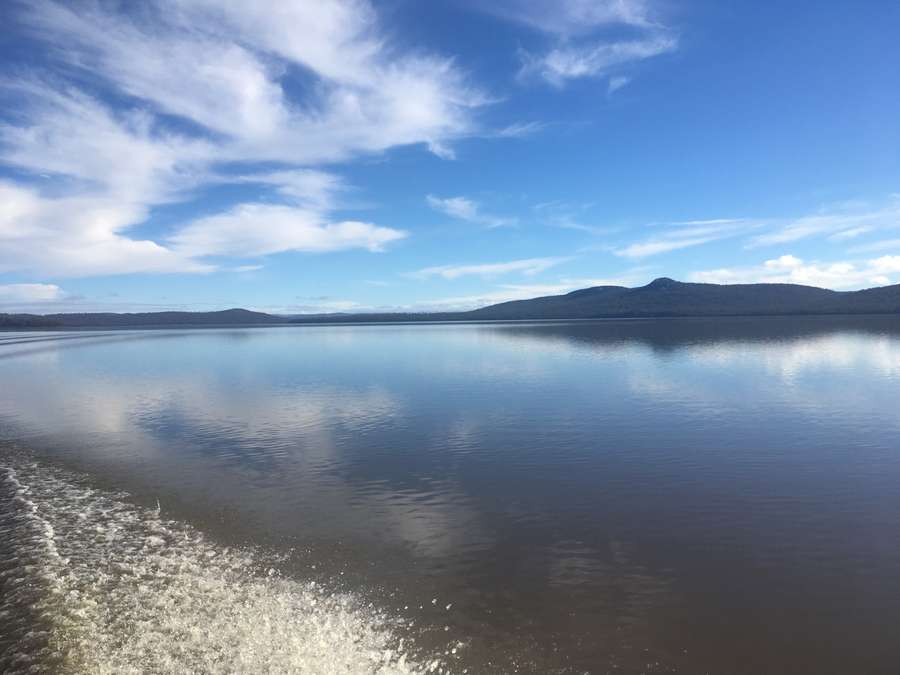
[1,0,899,314]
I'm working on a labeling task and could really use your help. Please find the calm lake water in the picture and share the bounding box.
[2,317,900,674]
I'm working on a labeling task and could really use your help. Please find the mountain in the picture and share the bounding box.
[2,279,900,329]
[0,308,283,329]
[290,277,900,322]
[462,277,900,320]
[0,313,63,329]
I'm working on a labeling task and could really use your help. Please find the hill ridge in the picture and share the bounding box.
[2,279,899,328]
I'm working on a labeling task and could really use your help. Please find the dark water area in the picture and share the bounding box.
[2,316,900,673]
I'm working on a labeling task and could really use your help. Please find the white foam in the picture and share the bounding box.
[0,457,450,674]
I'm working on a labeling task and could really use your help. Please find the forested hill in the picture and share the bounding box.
[0,308,282,329]
[289,278,900,322]
[461,277,900,320]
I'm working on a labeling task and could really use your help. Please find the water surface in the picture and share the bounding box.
[2,317,900,673]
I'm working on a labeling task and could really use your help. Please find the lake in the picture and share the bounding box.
[2,316,900,674]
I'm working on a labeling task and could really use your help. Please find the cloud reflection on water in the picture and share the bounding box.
[2,318,900,672]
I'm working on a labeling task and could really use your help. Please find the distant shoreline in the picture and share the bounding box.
[3,277,899,329]
[3,312,900,332]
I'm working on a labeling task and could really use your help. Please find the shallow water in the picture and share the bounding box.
[2,317,900,673]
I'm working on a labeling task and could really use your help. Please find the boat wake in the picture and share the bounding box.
[0,454,444,674]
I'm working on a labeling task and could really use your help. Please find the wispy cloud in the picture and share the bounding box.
[850,238,900,253]
[615,220,748,258]
[616,236,718,258]
[488,0,677,88]
[534,201,619,235]
[690,254,900,289]
[828,226,874,241]
[410,257,569,280]
[670,218,744,226]
[495,121,546,138]
[607,75,631,94]
[0,0,488,278]
[520,35,677,88]
[608,198,900,262]
[426,195,517,228]
[746,198,900,248]
[483,0,656,37]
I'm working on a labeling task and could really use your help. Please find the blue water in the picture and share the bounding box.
[2,316,900,673]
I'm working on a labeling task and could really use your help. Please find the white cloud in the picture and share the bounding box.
[615,220,747,258]
[0,81,212,204]
[746,199,900,248]
[0,283,63,304]
[236,170,345,211]
[608,198,900,262]
[484,0,656,37]
[829,226,873,241]
[171,205,406,258]
[765,254,804,270]
[0,83,214,276]
[671,218,743,226]
[616,235,721,258]
[520,35,677,87]
[0,0,487,278]
[410,257,569,280]
[582,198,900,265]
[426,195,478,221]
[0,181,211,277]
[495,121,546,138]
[492,0,676,87]
[21,0,485,163]
[850,238,900,253]
[748,214,853,247]
[864,255,900,276]
[690,254,900,290]
[426,195,516,228]
[607,75,631,94]
[533,201,621,236]
[165,169,407,260]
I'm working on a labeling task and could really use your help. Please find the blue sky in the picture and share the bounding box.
[1,0,899,314]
